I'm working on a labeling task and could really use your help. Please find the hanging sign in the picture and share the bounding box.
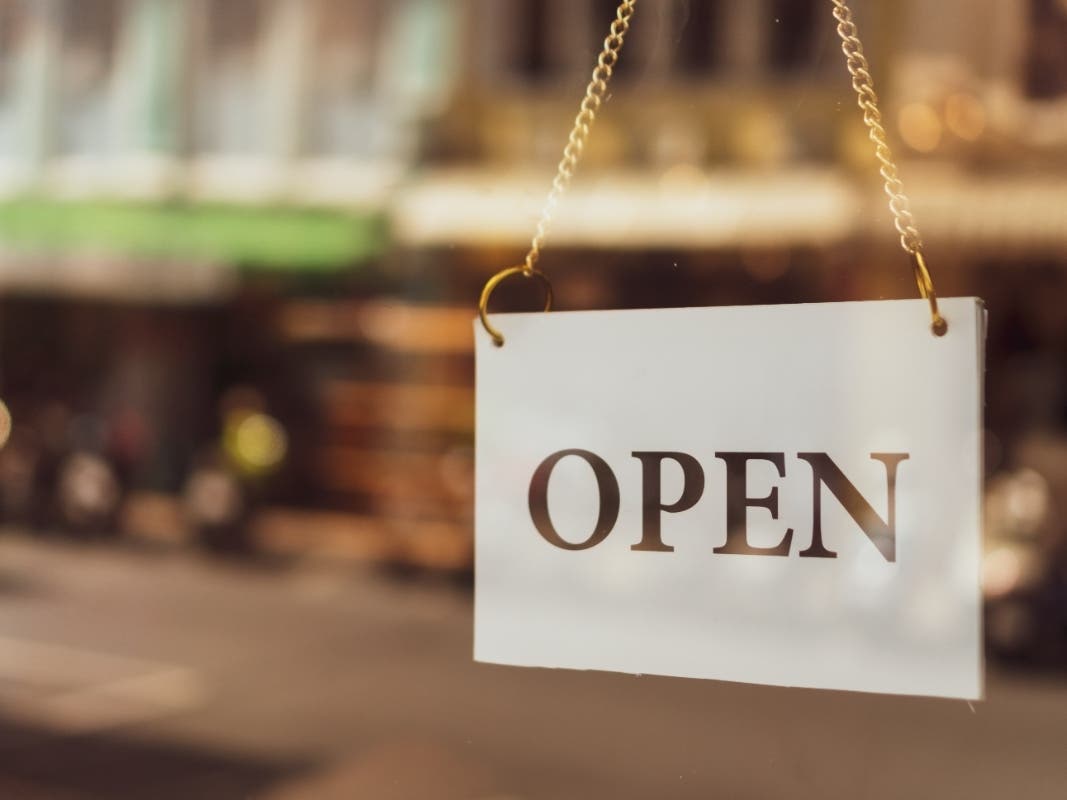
[474,298,985,699]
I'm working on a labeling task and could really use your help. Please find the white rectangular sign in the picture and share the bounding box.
[475,298,985,699]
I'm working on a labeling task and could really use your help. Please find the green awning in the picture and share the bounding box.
[0,199,388,271]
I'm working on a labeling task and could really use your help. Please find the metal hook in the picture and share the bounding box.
[911,249,948,336]
[478,266,553,347]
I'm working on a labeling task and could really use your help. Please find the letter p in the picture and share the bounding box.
[631,452,706,552]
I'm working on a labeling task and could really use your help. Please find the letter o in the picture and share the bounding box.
[528,449,620,550]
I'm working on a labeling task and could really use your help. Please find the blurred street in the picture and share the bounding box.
[0,532,1065,800]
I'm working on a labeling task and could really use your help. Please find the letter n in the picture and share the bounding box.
[797,452,909,562]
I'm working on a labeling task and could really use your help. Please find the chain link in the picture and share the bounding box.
[522,0,637,274]
[832,0,944,333]
[831,0,922,255]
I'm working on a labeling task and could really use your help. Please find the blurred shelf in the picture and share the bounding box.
[321,380,473,435]
[280,300,475,354]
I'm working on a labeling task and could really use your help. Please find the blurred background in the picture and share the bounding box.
[0,0,1064,797]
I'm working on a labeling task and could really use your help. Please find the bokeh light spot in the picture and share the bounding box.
[898,103,942,153]
[944,92,987,142]
[0,399,11,450]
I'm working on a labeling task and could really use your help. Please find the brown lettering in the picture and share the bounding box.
[796,452,909,562]
[631,452,705,552]
[713,452,793,556]
[528,449,621,550]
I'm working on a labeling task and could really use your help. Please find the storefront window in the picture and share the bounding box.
[0,3,1065,798]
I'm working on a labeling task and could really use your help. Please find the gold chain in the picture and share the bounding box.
[523,0,638,274]
[832,0,946,334]
[478,0,638,346]
[832,0,920,254]
[479,0,947,344]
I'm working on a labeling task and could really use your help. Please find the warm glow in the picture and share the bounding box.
[1005,468,1050,533]
[228,412,289,474]
[658,163,708,193]
[983,547,1024,598]
[0,399,10,450]
[945,92,987,141]
[898,102,942,153]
